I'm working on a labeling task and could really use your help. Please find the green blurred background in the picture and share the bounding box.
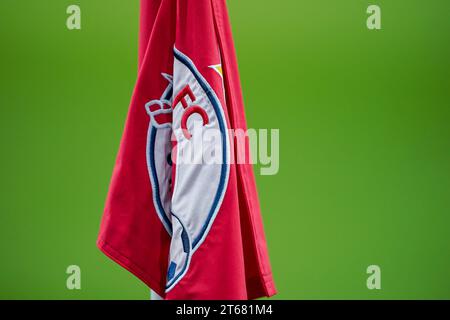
[1,0,449,299]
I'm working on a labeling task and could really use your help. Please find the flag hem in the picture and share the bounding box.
[97,237,277,300]
[97,238,165,298]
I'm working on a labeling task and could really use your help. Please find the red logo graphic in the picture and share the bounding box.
[174,85,210,139]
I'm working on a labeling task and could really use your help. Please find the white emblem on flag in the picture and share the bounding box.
[165,48,230,291]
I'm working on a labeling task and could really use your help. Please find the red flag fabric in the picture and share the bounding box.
[97,0,276,300]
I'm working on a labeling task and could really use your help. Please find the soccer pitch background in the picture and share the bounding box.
[1,0,449,299]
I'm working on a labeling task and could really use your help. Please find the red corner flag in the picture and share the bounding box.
[97,0,276,300]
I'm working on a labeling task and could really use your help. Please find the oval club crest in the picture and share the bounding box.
[145,48,230,292]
